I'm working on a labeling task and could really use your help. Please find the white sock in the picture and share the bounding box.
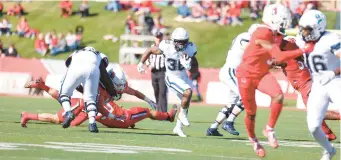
[210,121,219,129]
[88,111,96,124]
[266,125,273,131]
[61,101,71,112]
[175,119,183,129]
[312,126,333,153]
[180,107,188,116]
[226,113,236,122]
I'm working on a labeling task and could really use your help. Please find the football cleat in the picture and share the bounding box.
[320,146,336,160]
[250,138,266,158]
[178,110,190,126]
[222,121,239,136]
[263,127,279,148]
[173,126,187,137]
[88,123,99,133]
[20,112,28,128]
[62,111,75,128]
[206,128,223,136]
[168,105,178,122]
[24,77,45,89]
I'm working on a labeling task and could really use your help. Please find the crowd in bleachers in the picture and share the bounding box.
[172,0,320,27]
[0,0,334,58]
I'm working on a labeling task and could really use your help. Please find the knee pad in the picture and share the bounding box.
[236,99,245,111]
[58,94,71,105]
[220,105,233,117]
[85,101,97,113]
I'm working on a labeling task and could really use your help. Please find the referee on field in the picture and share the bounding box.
[146,31,168,112]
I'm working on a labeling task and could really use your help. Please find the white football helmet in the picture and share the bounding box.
[171,27,189,51]
[84,46,97,52]
[262,4,292,35]
[299,10,326,42]
[106,67,126,91]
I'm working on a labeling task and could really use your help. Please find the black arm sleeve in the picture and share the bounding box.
[99,61,116,96]
[189,56,199,74]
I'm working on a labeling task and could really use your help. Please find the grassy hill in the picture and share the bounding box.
[1,1,338,68]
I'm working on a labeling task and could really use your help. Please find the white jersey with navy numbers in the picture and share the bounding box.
[222,32,250,69]
[295,31,341,81]
[158,40,197,77]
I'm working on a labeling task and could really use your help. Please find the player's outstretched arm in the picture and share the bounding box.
[138,46,162,73]
[255,39,305,63]
[140,46,162,64]
[124,86,156,109]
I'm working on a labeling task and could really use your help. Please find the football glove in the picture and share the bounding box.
[137,62,145,73]
[113,94,122,101]
[180,53,191,70]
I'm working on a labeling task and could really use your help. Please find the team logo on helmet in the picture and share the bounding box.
[272,7,277,15]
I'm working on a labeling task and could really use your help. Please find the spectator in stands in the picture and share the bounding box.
[0,40,5,56]
[125,14,138,35]
[177,1,191,18]
[292,2,306,28]
[79,0,89,18]
[16,17,35,38]
[218,2,230,26]
[60,0,73,18]
[206,3,220,23]
[228,2,243,26]
[48,31,58,49]
[2,43,19,57]
[105,0,121,12]
[51,33,67,56]
[35,33,48,56]
[191,1,206,20]
[0,17,12,36]
[0,2,3,17]
[7,3,25,17]
[65,30,78,51]
[131,0,141,12]
[152,14,166,35]
[144,10,154,35]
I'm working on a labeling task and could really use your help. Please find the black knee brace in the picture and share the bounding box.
[58,94,71,106]
[84,101,98,114]
[221,105,233,117]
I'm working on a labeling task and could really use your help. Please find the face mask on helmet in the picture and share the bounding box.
[173,39,188,51]
[299,25,318,42]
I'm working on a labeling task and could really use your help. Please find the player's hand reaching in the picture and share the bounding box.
[316,71,336,85]
[301,42,315,54]
[137,62,146,74]
[148,101,157,110]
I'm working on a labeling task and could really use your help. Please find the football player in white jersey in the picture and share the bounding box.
[138,27,198,137]
[206,24,259,137]
[59,46,116,133]
[295,10,341,160]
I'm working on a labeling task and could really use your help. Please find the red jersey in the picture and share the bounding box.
[280,40,311,90]
[237,27,275,78]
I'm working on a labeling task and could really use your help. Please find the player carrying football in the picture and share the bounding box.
[236,4,314,157]
[137,27,198,137]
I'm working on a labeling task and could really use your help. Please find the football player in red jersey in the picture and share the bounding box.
[235,4,314,157]
[21,78,176,128]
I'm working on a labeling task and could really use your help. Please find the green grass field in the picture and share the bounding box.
[1,2,338,67]
[0,96,339,160]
